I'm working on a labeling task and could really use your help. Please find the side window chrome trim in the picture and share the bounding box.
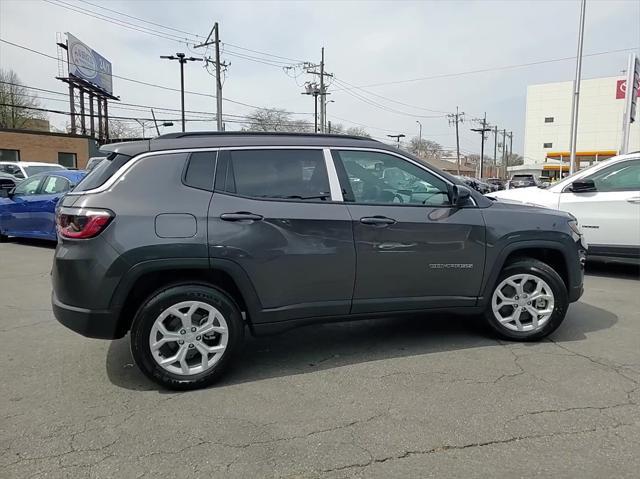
[323,148,344,202]
[67,149,214,196]
[67,145,456,198]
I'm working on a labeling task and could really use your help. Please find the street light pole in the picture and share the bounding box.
[387,134,406,149]
[160,53,203,132]
[416,120,422,156]
[568,0,586,175]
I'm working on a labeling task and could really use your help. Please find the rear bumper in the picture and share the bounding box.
[52,291,123,339]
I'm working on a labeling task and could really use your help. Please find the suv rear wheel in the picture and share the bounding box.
[485,258,568,341]
[130,284,244,390]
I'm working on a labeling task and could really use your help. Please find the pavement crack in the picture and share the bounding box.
[321,423,631,473]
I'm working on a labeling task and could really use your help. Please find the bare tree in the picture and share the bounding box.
[344,126,370,138]
[107,119,142,139]
[242,108,313,133]
[0,69,48,129]
[408,137,442,159]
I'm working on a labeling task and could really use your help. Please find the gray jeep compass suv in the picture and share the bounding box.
[52,132,586,390]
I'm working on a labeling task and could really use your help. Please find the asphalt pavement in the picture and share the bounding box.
[1,240,639,478]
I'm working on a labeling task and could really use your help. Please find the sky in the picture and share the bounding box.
[1,0,639,155]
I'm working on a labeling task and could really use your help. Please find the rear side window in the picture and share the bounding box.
[42,176,70,194]
[74,152,132,192]
[226,149,330,201]
[183,151,216,191]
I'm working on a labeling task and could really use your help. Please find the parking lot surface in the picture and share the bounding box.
[1,240,639,478]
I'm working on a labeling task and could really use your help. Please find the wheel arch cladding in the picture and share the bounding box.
[114,260,261,337]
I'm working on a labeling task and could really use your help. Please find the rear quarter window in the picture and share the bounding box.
[73,153,132,192]
[183,151,216,191]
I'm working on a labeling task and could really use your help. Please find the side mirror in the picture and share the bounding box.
[451,184,473,207]
[570,179,596,193]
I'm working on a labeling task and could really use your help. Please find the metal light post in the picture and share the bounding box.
[160,53,203,132]
[325,100,334,131]
[387,134,406,149]
[568,0,586,174]
[416,120,422,156]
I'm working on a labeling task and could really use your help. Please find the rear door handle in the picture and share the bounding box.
[360,216,396,226]
[220,212,264,221]
[626,197,640,204]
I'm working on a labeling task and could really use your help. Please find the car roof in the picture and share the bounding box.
[0,161,66,167]
[100,132,386,157]
[27,170,86,181]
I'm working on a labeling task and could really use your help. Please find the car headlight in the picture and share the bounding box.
[568,219,582,237]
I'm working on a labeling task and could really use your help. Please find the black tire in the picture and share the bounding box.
[130,283,244,390]
[484,258,569,341]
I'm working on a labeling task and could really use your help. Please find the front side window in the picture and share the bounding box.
[13,176,42,196]
[42,176,71,194]
[586,160,640,192]
[226,149,330,201]
[334,150,450,206]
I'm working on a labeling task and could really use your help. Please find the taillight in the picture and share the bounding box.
[56,207,114,239]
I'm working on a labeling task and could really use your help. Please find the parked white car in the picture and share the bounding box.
[487,152,640,261]
[0,161,67,179]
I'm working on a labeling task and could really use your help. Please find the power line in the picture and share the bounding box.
[333,47,639,91]
[332,75,451,114]
[43,0,195,44]
[0,38,311,112]
[77,0,204,40]
[51,0,307,65]
[331,77,446,119]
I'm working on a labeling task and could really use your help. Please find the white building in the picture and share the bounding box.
[522,75,639,179]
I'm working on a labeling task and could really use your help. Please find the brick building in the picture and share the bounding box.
[0,128,99,169]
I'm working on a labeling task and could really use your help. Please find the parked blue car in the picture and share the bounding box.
[0,170,86,241]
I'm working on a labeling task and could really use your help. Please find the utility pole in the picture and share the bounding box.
[320,47,325,133]
[620,53,639,154]
[507,131,513,178]
[471,113,491,179]
[151,109,160,136]
[447,107,465,175]
[568,0,586,174]
[195,22,229,131]
[306,50,332,132]
[387,134,406,149]
[302,83,320,132]
[493,125,498,176]
[501,129,507,178]
[160,53,203,132]
[416,120,422,156]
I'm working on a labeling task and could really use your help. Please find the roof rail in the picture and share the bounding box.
[155,131,377,141]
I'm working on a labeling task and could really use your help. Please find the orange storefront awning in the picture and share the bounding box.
[546,150,617,159]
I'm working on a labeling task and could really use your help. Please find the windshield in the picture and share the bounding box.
[23,165,65,176]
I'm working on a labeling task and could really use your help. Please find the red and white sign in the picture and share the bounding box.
[616,79,640,99]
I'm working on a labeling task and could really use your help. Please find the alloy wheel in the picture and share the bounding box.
[148,300,229,375]
[491,273,555,332]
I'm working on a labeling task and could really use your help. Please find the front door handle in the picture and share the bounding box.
[220,212,264,222]
[360,216,396,226]
[626,197,640,204]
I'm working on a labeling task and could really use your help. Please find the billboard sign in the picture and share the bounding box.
[67,33,113,95]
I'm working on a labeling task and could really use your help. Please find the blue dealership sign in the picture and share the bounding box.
[67,33,113,95]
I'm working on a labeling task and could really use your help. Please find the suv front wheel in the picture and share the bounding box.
[485,258,569,341]
[130,284,244,390]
